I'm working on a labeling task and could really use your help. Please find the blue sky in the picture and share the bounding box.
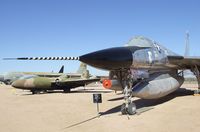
[0,0,200,75]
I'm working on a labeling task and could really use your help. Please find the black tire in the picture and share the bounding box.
[63,88,71,93]
[5,80,12,85]
[121,103,127,115]
[31,90,36,94]
[127,102,136,115]
[31,90,40,94]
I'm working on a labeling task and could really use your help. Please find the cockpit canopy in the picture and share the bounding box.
[125,36,155,47]
[125,36,178,56]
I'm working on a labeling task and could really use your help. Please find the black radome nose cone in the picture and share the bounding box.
[79,47,133,70]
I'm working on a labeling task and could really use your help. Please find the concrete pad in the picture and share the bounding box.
[0,84,200,132]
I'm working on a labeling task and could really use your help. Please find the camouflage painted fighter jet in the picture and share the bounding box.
[6,36,200,115]
[11,63,100,94]
[0,66,64,85]
[0,63,89,85]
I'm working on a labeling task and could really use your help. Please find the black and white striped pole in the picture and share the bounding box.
[4,57,80,60]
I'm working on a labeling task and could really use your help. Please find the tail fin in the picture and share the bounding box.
[183,31,193,77]
[58,65,64,73]
[81,70,90,79]
[184,31,190,57]
[76,63,87,74]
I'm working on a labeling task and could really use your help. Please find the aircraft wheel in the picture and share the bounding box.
[63,88,71,93]
[43,90,47,93]
[31,90,36,94]
[31,90,40,94]
[121,103,127,115]
[6,80,12,85]
[127,102,136,115]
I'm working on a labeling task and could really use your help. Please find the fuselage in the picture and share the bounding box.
[0,72,83,85]
[12,76,86,90]
[79,36,179,71]
[80,36,185,99]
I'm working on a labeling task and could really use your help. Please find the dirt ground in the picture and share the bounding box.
[0,83,200,132]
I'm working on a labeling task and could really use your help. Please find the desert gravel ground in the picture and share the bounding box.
[0,83,200,132]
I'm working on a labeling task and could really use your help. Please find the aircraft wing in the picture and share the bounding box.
[52,78,100,87]
[22,72,63,77]
[168,56,200,69]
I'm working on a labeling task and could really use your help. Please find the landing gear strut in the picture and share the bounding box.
[121,70,136,115]
[110,69,137,115]
[192,65,200,95]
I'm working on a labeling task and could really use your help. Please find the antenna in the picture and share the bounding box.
[184,31,190,56]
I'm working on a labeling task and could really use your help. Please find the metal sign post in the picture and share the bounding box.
[93,94,102,115]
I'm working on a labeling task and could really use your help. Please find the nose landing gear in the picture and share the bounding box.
[121,70,136,115]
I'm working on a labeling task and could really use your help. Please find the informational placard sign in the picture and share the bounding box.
[93,94,102,115]
[93,94,102,103]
